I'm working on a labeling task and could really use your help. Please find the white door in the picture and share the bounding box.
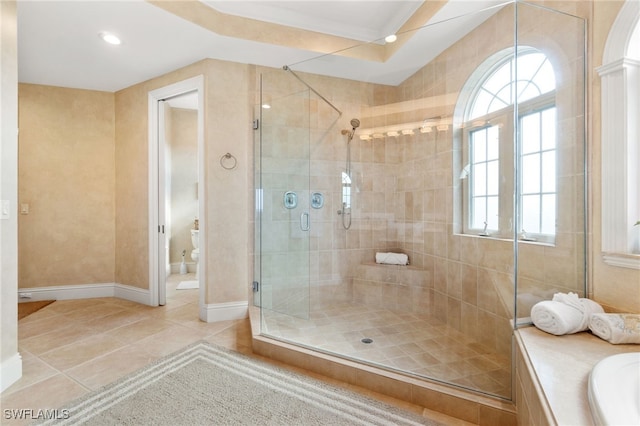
[148,76,204,311]
[157,101,169,306]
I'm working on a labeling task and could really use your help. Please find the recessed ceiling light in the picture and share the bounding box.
[99,31,122,45]
[385,34,397,43]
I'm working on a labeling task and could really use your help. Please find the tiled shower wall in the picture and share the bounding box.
[258,2,585,361]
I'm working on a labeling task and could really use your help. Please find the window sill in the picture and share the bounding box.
[456,232,555,247]
[602,252,640,270]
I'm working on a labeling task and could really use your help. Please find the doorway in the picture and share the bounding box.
[148,76,205,317]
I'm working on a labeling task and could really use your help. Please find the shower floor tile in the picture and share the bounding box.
[260,302,511,399]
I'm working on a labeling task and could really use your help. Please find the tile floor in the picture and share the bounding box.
[1,274,472,425]
[262,303,512,399]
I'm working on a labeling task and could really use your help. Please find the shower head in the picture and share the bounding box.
[342,118,361,143]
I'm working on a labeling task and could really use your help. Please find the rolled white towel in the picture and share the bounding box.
[589,313,640,344]
[551,292,605,331]
[579,298,606,329]
[531,300,585,335]
[375,252,409,265]
[552,292,583,310]
[551,292,605,332]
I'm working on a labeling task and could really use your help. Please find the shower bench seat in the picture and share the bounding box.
[352,262,430,312]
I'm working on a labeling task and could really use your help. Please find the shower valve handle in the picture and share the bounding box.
[300,212,310,231]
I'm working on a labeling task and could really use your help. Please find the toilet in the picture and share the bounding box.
[190,229,199,279]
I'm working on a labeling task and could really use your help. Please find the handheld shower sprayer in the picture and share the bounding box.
[341,118,361,142]
[340,118,360,230]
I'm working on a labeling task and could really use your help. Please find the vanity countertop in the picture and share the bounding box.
[515,326,639,425]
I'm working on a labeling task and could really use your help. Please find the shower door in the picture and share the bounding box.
[255,70,312,320]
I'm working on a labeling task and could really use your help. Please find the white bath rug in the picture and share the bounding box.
[176,280,199,290]
[44,342,438,425]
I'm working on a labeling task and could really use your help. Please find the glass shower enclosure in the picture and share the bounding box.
[253,0,586,401]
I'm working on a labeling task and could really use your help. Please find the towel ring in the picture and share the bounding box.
[220,153,237,170]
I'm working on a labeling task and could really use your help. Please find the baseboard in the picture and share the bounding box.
[114,283,151,305]
[17,283,151,306]
[200,301,248,323]
[0,352,22,393]
[17,283,117,302]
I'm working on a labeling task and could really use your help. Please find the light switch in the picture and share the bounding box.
[1,200,9,220]
[20,203,29,215]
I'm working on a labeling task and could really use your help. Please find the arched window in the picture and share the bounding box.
[460,47,557,243]
[598,0,640,267]
[469,51,555,119]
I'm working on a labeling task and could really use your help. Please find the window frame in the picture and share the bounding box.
[516,93,557,244]
[597,0,640,268]
[461,50,557,242]
[462,110,513,238]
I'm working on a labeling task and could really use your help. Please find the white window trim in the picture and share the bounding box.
[597,0,640,269]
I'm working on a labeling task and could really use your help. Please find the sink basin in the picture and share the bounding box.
[588,352,640,425]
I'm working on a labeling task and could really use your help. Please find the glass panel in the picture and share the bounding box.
[493,86,513,110]
[487,160,499,195]
[473,197,487,229]
[542,108,556,150]
[518,82,541,103]
[522,113,540,154]
[470,89,493,119]
[253,103,262,308]
[473,129,487,162]
[258,70,311,320]
[517,53,543,82]
[485,62,512,94]
[522,194,541,233]
[487,196,499,230]
[541,194,556,234]
[473,163,487,196]
[254,0,585,404]
[516,2,586,330]
[537,60,557,93]
[487,126,500,160]
[522,153,541,193]
[542,151,556,192]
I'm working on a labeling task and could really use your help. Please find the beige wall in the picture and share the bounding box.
[590,0,640,313]
[203,59,252,304]
[114,59,251,305]
[18,84,116,287]
[15,59,252,309]
[1,0,20,389]
[114,62,205,289]
[169,107,198,266]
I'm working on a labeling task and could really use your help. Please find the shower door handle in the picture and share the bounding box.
[300,212,310,231]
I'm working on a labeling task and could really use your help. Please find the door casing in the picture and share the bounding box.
[148,75,205,315]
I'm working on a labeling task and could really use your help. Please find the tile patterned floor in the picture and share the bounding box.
[262,303,512,399]
[1,275,473,425]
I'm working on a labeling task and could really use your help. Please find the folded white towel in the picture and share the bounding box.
[552,292,605,332]
[531,301,584,335]
[375,252,409,265]
[531,292,604,335]
[589,313,640,344]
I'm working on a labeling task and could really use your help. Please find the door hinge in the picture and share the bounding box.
[252,281,260,292]
[253,119,259,130]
